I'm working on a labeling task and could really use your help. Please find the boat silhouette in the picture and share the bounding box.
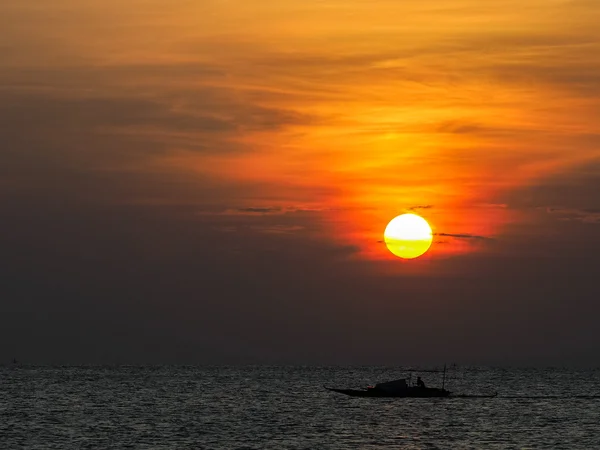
[326,365,452,398]
[325,365,500,399]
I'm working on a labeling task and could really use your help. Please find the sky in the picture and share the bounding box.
[1,0,600,365]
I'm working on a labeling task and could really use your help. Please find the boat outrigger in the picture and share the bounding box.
[325,364,496,398]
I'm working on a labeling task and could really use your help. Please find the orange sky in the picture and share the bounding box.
[2,0,600,261]
[3,0,600,365]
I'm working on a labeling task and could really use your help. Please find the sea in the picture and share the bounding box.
[1,366,599,449]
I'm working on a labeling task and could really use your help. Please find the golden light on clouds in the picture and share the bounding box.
[2,0,599,263]
[4,0,600,371]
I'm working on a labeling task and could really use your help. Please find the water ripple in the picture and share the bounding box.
[1,366,600,449]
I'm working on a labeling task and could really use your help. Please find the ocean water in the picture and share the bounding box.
[1,366,600,449]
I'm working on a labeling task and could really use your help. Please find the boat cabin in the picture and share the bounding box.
[369,378,408,393]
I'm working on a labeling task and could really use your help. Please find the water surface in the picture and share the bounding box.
[2,366,599,449]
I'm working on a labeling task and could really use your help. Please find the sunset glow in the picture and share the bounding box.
[2,0,600,366]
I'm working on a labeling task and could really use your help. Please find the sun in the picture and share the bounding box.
[384,213,433,259]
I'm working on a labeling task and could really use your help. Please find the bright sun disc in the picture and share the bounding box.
[384,213,433,259]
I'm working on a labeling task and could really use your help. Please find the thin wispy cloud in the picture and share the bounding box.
[544,207,600,224]
[434,233,492,241]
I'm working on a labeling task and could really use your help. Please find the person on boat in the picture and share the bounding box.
[416,376,426,388]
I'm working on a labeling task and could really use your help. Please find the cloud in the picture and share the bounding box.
[501,159,600,212]
[544,207,600,224]
[434,233,492,240]
[236,207,283,214]
[434,121,487,135]
[0,89,313,143]
[249,225,305,234]
[197,206,337,216]
[377,231,491,243]
[408,205,434,211]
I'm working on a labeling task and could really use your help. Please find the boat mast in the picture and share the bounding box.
[442,364,446,391]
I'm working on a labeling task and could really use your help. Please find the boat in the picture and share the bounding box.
[325,377,451,398]
[325,365,498,399]
[326,366,451,398]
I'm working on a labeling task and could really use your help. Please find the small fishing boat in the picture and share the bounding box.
[326,365,451,398]
[325,365,499,399]
[324,364,496,399]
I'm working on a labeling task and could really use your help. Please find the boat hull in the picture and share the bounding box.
[326,386,451,398]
